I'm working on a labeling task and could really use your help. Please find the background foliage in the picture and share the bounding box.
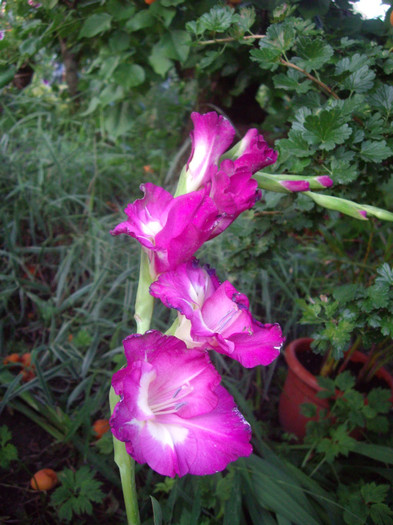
[1,0,393,523]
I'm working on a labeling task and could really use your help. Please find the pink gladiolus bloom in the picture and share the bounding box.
[185,112,236,193]
[150,261,284,368]
[208,159,261,239]
[110,331,252,477]
[233,128,278,173]
[110,183,218,275]
[185,112,277,194]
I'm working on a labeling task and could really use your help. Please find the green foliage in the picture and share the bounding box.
[338,482,393,525]
[50,466,104,522]
[299,263,393,366]
[0,425,18,469]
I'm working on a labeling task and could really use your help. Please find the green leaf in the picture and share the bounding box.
[79,14,112,38]
[335,371,355,391]
[0,66,16,88]
[295,37,333,71]
[250,20,295,70]
[106,0,135,21]
[368,84,393,116]
[113,64,145,89]
[360,140,392,163]
[19,36,40,56]
[369,503,393,525]
[342,66,375,94]
[233,7,256,33]
[300,402,317,418]
[303,110,352,151]
[335,53,370,75]
[151,496,163,525]
[199,6,233,33]
[353,442,393,464]
[278,129,313,158]
[273,70,312,93]
[108,31,131,53]
[149,44,173,77]
[159,30,191,63]
[126,10,154,32]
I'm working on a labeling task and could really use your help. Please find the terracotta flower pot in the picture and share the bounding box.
[278,338,393,439]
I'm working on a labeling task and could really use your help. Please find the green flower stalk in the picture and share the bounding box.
[304,191,393,221]
[109,249,155,525]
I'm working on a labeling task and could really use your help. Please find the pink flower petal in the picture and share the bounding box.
[186,112,236,192]
[111,183,219,274]
[279,180,310,192]
[110,331,251,477]
[151,261,284,368]
[234,129,278,173]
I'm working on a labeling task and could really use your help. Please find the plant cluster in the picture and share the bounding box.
[1,0,393,524]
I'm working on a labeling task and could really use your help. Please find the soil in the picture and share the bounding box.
[0,409,125,524]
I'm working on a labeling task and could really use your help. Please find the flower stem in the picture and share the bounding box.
[110,248,155,525]
[110,387,140,525]
[134,249,155,334]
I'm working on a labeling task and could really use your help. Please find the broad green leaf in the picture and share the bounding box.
[99,56,120,80]
[360,140,392,163]
[295,37,333,71]
[330,157,358,184]
[104,102,133,138]
[108,31,131,53]
[106,0,135,20]
[233,7,256,33]
[303,110,352,151]
[149,44,173,77]
[99,85,124,106]
[159,30,191,63]
[278,129,313,157]
[265,21,296,53]
[0,66,16,88]
[368,84,393,116]
[273,70,312,93]
[19,37,40,56]
[251,21,295,70]
[113,64,145,89]
[147,3,175,28]
[335,53,370,74]
[79,14,112,38]
[199,6,233,33]
[126,10,154,32]
[342,65,375,93]
[250,46,282,71]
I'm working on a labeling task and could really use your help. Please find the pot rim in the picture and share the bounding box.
[284,337,393,399]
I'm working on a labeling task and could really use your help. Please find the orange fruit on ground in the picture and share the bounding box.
[390,9,393,26]
[145,0,156,4]
[21,353,33,368]
[93,419,110,438]
[30,469,58,491]
[3,353,21,365]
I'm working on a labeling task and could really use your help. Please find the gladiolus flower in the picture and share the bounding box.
[110,183,218,276]
[185,112,236,193]
[150,261,284,368]
[110,331,252,477]
[183,112,277,197]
